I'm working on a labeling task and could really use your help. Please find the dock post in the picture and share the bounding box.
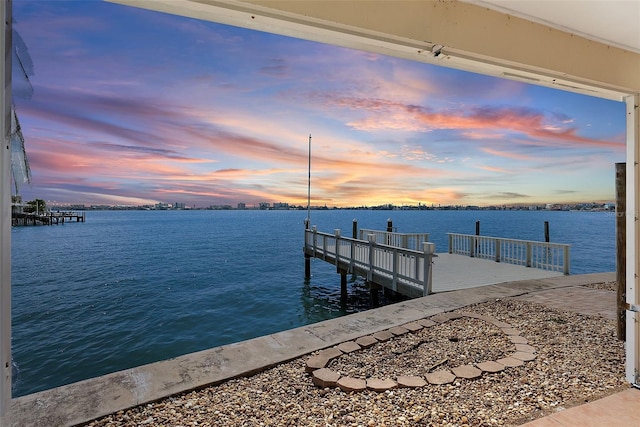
[386,218,392,245]
[350,219,357,279]
[423,242,435,295]
[340,271,347,299]
[334,229,341,267]
[544,221,550,242]
[474,220,480,256]
[544,221,550,268]
[369,282,380,308]
[304,218,311,279]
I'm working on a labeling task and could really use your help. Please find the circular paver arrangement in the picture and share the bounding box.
[306,311,536,393]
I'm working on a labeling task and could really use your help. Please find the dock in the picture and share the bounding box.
[303,221,570,298]
[11,211,86,226]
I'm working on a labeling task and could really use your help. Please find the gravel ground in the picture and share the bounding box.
[86,285,627,427]
[582,281,618,291]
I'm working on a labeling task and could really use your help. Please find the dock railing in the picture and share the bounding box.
[447,233,570,275]
[358,229,430,251]
[305,227,435,296]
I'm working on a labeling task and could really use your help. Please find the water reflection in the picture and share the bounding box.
[299,266,409,325]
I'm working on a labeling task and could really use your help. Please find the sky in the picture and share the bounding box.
[11,0,626,208]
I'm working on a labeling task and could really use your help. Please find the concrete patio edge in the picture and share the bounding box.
[10,272,615,427]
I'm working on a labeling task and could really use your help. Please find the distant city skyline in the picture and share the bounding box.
[13,1,626,208]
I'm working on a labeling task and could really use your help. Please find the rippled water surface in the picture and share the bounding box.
[11,209,614,396]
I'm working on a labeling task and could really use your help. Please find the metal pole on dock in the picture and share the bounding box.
[306,134,311,224]
[304,134,312,280]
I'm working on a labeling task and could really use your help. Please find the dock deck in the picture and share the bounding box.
[304,226,569,297]
[429,253,563,292]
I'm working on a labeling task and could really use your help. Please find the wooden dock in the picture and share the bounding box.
[304,224,569,299]
[12,211,86,226]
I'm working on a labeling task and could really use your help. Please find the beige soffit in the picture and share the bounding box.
[466,0,640,55]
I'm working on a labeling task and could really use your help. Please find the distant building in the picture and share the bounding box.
[237,202,246,210]
[174,202,186,209]
[259,202,270,210]
[273,202,289,210]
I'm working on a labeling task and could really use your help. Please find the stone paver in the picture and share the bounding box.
[430,313,453,323]
[509,335,529,344]
[312,368,341,388]
[355,336,378,348]
[426,370,456,385]
[337,377,367,392]
[500,327,521,336]
[515,344,536,353]
[388,326,409,336]
[401,322,423,332]
[417,318,437,328]
[336,341,361,353]
[372,330,394,342]
[367,378,398,392]
[451,364,483,379]
[396,376,427,388]
[319,347,343,359]
[305,355,328,372]
[476,361,505,373]
[306,347,343,372]
[496,357,524,367]
[511,351,536,361]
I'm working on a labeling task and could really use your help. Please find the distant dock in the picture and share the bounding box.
[12,211,86,226]
[304,220,570,299]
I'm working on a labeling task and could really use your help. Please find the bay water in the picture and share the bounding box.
[11,209,614,396]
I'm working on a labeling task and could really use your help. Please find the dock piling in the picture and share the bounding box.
[340,271,348,299]
[369,282,380,307]
[544,221,550,242]
[304,218,311,279]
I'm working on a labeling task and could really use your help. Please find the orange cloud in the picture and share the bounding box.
[480,147,535,161]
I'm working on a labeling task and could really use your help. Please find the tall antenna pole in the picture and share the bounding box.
[307,134,311,223]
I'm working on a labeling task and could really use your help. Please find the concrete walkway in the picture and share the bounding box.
[10,271,633,426]
[520,387,640,427]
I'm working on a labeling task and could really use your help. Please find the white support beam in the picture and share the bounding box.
[626,94,640,386]
[0,1,12,425]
